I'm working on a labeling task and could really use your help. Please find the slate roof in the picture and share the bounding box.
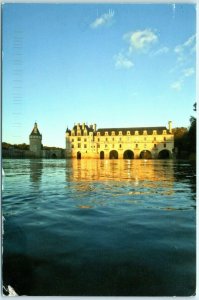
[30,123,42,136]
[71,124,94,133]
[96,126,168,135]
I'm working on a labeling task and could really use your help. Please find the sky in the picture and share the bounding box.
[2,3,196,148]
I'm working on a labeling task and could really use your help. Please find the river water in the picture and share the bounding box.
[2,159,196,296]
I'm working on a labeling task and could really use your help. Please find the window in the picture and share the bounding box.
[119,144,122,148]
[78,143,81,148]
[77,137,81,141]
[71,145,74,148]
[77,131,81,136]
[111,131,115,136]
[72,138,74,142]
[112,137,114,141]
[154,137,156,141]
[164,137,166,141]
[97,132,100,136]
[84,131,87,136]
[105,132,108,136]
[97,144,100,148]
[84,144,87,148]
[119,131,122,135]
[119,137,122,142]
[98,138,100,142]
[105,144,107,148]
[153,130,157,135]
[136,144,138,148]
[105,138,108,142]
[84,138,87,142]
[135,131,139,135]
[127,131,130,135]
[164,143,166,148]
[163,130,167,135]
[154,144,157,148]
[144,137,147,141]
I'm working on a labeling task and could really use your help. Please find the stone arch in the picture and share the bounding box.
[109,150,118,159]
[158,149,171,159]
[123,150,134,159]
[77,151,81,159]
[51,153,57,159]
[140,150,152,159]
[100,151,104,159]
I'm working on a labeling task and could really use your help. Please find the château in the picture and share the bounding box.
[65,122,174,159]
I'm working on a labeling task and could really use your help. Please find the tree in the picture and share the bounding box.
[173,127,188,157]
[185,102,196,155]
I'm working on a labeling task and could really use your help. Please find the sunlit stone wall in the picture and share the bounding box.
[65,122,174,159]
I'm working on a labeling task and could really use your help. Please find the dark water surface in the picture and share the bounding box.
[2,159,196,296]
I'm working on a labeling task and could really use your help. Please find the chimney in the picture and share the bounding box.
[168,121,172,133]
[93,124,97,132]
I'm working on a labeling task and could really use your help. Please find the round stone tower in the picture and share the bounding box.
[29,122,42,157]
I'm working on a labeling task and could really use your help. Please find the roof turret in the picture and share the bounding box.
[30,122,42,136]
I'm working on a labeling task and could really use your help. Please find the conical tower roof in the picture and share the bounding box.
[30,122,42,136]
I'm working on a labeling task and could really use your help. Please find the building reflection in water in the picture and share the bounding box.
[66,159,174,193]
[29,159,43,186]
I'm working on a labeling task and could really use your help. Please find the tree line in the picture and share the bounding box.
[173,103,196,159]
[2,143,64,151]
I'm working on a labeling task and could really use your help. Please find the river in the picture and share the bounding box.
[2,159,196,296]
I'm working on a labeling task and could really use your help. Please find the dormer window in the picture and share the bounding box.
[153,130,157,135]
[163,130,167,135]
[127,131,130,135]
[143,130,147,135]
[111,131,115,136]
[105,132,108,136]
[97,132,100,136]
[135,131,139,135]
[119,131,122,135]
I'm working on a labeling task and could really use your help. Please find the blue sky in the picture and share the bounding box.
[2,3,196,147]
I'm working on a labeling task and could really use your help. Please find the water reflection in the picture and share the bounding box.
[66,159,174,183]
[29,160,43,185]
[3,159,196,296]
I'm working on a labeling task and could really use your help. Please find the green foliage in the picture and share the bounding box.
[173,102,196,158]
[2,142,29,150]
[2,142,11,149]
[13,143,29,150]
[173,127,189,156]
[187,115,196,153]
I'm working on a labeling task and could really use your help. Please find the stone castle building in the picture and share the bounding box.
[65,122,174,159]
[29,123,65,159]
[29,122,42,157]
